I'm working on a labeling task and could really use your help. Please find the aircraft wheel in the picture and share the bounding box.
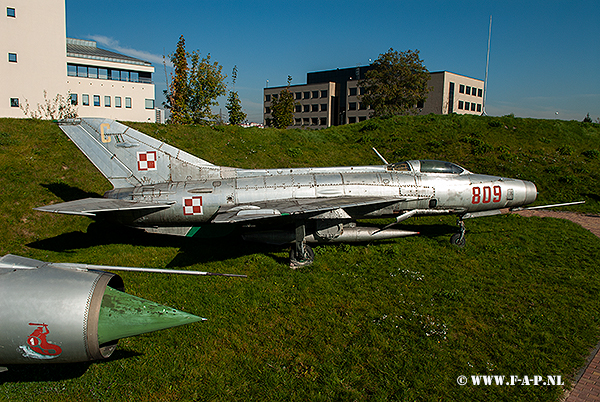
[289,244,315,268]
[450,233,466,247]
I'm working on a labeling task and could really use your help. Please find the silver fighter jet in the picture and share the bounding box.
[35,118,572,267]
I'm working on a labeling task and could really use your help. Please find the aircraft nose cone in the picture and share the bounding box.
[97,286,205,345]
[524,180,537,205]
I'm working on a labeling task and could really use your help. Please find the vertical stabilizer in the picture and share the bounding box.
[58,118,220,188]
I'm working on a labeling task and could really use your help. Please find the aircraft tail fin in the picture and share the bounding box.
[58,118,220,188]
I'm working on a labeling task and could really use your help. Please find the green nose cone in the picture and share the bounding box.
[97,286,205,345]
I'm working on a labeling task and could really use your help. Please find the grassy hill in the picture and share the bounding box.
[1,115,599,401]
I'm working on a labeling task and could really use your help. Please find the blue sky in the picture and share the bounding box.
[66,0,600,123]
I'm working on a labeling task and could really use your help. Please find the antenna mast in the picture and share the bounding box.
[482,15,492,116]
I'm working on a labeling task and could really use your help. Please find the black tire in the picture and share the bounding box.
[450,233,466,247]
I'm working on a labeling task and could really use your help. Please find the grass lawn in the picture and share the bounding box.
[1,115,599,401]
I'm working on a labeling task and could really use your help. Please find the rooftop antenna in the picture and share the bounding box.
[482,15,492,116]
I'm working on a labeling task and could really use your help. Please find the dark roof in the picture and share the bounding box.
[66,38,152,67]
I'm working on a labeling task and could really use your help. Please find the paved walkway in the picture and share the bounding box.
[513,210,600,401]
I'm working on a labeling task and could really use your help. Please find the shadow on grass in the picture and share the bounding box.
[28,219,457,267]
[0,349,141,383]
[28,222,288,266]
[41,182,103,202]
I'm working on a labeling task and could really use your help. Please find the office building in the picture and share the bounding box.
[264,67,484,128]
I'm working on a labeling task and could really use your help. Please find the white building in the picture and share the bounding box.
[1,0,156,122]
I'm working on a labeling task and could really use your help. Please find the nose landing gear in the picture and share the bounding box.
[450,219,466,247]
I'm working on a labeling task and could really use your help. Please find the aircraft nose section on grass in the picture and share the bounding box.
[97,286,205,345]
[523,180,538,206]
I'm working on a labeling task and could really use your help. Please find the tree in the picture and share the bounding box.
[270,76,296,129]
[359,48,430,117]
[226,65,247,125]
[583,113,593,123]
[163,35,227,124]
[188,51,227,124]
[164,35,191,124]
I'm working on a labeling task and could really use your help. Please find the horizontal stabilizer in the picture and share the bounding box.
[213,196,409,224]
[34,197,173,217]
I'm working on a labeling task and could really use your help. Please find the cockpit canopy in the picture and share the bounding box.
[387,160,467,174]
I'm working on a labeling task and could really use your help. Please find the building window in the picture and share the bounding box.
[10,98,19,107]
[303,105,310,113]
[349,87,357,96]
[98,68,108,79]
[320,118,327,126]
[417,100,424,109]
[67,64,77,76]
[478,88,483,97]
[311,104,318,112]
[466,86,471,95]
[321,104,327,112]
[8,53,17,62]
[120,71,129,82]
[125,97,132,108]
[359,116,367,122]
[265,94,270,102]
[115,96,122,108]
[348,116,356,124]
[348,102,357,111]
[104,96,110,107]
[321,90,328,98]
[145,99,155,109]
[265,107,270,114]
[82,94,89,106]
[295,105,301,113]
[359,87,365,95]
[111,70,120,81]
[302,118,309,125]
[477,104,482,112]
[458,101,464,110]
[459,84,465,94]
[464,102,470,111]
[7,7,15,17]
[359,102,367,110]
[272,93,278,100]
[295,92,301,100]
[471,103,476,111]
[311,118,318,125]
[295,118,301,125]
[70,94,78,105]
[88,67,98,79]
[303,91,310,99]
[78,66,88,78]
[312,91,319,99]
[93,95,100,107]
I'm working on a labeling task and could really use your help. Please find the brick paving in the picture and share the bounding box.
[513,210,600,401]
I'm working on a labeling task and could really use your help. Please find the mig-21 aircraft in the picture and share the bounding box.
[35,118,579,267]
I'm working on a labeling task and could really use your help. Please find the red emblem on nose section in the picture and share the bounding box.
[27,323,62,356]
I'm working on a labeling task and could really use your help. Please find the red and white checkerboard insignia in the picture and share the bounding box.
[137,151,157,171]
[183,196,203,216]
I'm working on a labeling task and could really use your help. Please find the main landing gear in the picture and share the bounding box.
[290,221,315,269]
[450,218,466,247]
